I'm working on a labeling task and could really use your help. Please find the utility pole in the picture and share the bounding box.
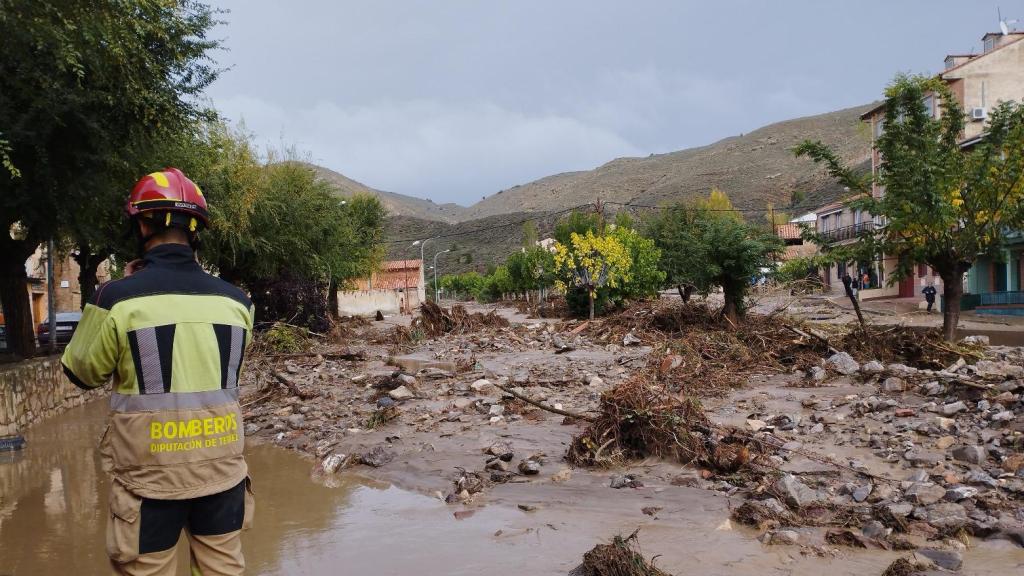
[433,249,450,302]
[46,238,57,355]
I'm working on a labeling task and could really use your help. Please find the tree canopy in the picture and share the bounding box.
[796,74,1024,340]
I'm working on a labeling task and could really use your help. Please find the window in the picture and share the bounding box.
[837,262,845,280]
[922,95,935,118]
[984,35,998,53]
[873,118,885,139]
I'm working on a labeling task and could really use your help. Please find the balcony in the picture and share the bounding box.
[820,221,875,243]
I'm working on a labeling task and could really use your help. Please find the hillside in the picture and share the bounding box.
[307,163,469,223]
[461,103,875,220]
[312,103,876,273]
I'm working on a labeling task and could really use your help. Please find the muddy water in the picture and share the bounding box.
[3,400,1023,575]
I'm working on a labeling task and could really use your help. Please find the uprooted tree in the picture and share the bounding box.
[795,74,1024,341]
[645,194,782,324]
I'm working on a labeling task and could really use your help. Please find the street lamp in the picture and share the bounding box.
[433,249,450,302]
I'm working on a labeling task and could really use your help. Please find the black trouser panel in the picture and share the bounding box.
[139,480,246,554]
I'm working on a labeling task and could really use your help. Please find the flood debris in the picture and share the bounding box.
[417,301,510,337]
[566,373,710,467]
[570,531,671,576]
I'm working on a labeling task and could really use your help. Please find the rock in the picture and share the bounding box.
[470,379,494,393]
[609,474,642,489]
[746,419,768,432]
[941,401,967,416]
[918,548,963,571]
[906,482,946,505]
[807,366,827,381]
[322,453,346,474]
[961,335,989,346]
[397,373,418,386]
[888,363,919,377]
[905,449,944,467]
[762,529,801,545]
[485,459,510,472]
[886,503,914,518]
[990,410,1015,422]
[244,423,260,436]
[944,486,978,501]
[882,377,906,392]
[286,414,306,429]
[360,446,396,468]
[388,386,415,401]
[935,416,956,431]
[922,381,945,396]
[926,502,968,529]
[964,470,998,488]
[587,375,605,387]
[488,416,504,424]
[488,404,505,417]
[975,360,1024,379]
[376,396,397,408]
[861,520,887,539]
[351,373,369,384]
[826,352,860,375]
[852,484,872,503]
[518,459,541,475]
[622,332,641,346]
[935,436,956,450]
[861,360,885,375]
[773,474,821,508]
[951,445,986,465]
[485,441,515,460]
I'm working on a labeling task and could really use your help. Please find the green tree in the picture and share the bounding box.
[795,74,1024,340]
[554,210,604,245]
[646,201,782,323]
[521,220,539,248]
[0,0,221,356]
[553,231,632,319]
[697,187,743,221]
[607,224,665,302]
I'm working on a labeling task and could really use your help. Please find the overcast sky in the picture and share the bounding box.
[207,0,1017,205]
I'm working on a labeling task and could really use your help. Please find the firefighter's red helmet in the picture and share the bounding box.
[126,168,209,230]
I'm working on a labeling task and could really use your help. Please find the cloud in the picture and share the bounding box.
[216,96,643,205]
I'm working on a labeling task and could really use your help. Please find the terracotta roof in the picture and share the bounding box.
[775,223,803,240]
[380,259,422,271]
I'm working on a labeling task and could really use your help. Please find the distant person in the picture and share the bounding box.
[62,168,254,575]
[861,272,870,290]
[923,283,938,313]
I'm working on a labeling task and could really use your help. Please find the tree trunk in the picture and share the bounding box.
[0,255,37,358]
[841,274,867,335]
[588,289,595,321]
[721,291,738,325]
[676,284,686,300]
[328,279,339,318]
[940,271,964,342]
[74,245,109,309]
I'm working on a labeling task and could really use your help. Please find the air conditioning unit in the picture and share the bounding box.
[970,107,987,121]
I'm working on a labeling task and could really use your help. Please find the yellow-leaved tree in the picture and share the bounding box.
[553,231,632,320]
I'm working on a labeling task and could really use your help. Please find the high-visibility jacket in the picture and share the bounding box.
[62,244,254,500]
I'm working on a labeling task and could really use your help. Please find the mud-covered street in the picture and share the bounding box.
[228,298,1024,575]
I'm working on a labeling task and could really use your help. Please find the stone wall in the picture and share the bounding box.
[0,356,105,436]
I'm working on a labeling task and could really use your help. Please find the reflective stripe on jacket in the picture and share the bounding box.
[62,244,254,500]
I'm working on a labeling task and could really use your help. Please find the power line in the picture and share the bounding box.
[385,196,831,247]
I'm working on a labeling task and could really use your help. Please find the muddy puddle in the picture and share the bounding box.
[3,399,1023,575]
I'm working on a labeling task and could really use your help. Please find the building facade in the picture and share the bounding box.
[815,30,1024,307]
[336,259,425,317]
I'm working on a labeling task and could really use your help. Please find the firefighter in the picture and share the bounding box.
[62,168,255,575]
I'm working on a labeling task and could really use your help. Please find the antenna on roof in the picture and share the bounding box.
[998,7,1019,35]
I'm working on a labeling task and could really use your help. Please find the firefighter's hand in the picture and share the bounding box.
[124,259,146,277]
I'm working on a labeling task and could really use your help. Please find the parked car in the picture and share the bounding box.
[37,312,82,348]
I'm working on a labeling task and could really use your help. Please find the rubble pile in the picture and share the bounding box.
[417,301,510,337]
[569,531,672,576]
[566,373,711,467]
